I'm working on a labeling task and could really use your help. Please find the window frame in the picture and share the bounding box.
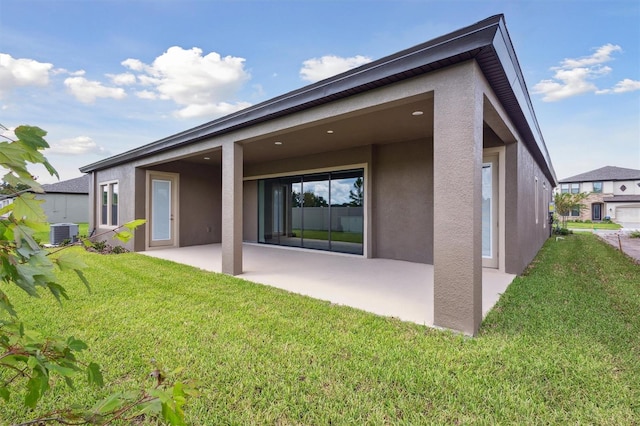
[592,181,603,193]
[99,180,119,228]
[570,183,580,194]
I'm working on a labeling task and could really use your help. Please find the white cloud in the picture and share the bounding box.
[108,72,136,85]
[558,44,622,68]
[46,136,110,156]
[64,76,127,103]
[0,53,53,97]
[596,78,640,95]
[121,46,251,119]
[300,55,372,82]
[174,101,251,119]
[135,89,157,100]
[533,44,637,102]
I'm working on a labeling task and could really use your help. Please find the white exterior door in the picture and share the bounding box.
[148,172,178,248]
[482,155,498,268]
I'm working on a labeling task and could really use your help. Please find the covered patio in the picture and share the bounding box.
[141,243,515,327]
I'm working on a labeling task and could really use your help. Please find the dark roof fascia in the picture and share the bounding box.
[481,18,556,184]
[603,195,640,203]
[80,14,556,185]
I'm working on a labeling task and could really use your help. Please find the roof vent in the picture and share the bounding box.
[50,223,79,245]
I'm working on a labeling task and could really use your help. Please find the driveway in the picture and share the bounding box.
[596,230,640,264]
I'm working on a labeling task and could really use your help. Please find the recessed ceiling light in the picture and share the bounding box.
[203,156,210,160]
[274,141,283,145]
[326,130,334,134]
[412,111,424,116]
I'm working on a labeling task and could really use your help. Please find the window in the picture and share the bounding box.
[100,182,118,226]
[560,183,569,194]
[258,169,364,255]
[593,182,603,193]
[535,177,539,224]
[543,183,547,229]
[571,183,580,194]
[570,207,580,217]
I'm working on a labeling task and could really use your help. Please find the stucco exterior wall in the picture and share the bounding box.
[37,193,88,223]
[372,138,433,263]
[92,164,137,251]
[505,141,553,275]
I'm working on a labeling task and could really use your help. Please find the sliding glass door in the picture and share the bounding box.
[258,169,364,255]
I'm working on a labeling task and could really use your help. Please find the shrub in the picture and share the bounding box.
[584,220,592,223]
[629,230,640,239]
[554,227,572,236]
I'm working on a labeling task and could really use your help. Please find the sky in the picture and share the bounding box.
[0,0,638,184]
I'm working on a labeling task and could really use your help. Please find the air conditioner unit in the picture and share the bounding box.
[50,223,79,245]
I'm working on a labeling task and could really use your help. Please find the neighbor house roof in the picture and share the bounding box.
[603,195,640,203]
[559,166,640,183]
[41,175,90,194]
[80,14,556,184]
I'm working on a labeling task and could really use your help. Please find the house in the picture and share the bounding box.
[39,175,90,223]
[558,166,640,224]
[79,15,556,336]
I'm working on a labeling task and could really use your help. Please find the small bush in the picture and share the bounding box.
[92,240,107,251]
[554,227,572,235]
[584,220,592,224]
[629,230,640,239]
[111,245,128,254]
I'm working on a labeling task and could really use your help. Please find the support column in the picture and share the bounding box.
[222,141,243,275]
[433,62,483,336]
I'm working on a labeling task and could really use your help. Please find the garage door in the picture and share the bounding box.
[616,207,640,222]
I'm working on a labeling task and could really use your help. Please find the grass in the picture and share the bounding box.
[33,222,90,244]
[292,229,363,243]
[1,234,639,424]
[566,221,622,230]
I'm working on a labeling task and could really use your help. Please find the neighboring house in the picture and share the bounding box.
[38,175,90,223]
[558,166,640,223]
[80,15,556,335]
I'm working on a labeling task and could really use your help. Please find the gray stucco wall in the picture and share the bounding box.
[37,193,88,223]
[505,141,553,275]
[92,164,137,251]
[372,138,434,263]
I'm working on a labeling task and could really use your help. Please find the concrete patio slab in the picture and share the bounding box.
[141,244,515,328]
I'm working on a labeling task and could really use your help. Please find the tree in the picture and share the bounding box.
[348,177,363,207]
[0,125,194,425]
[302,191,328,207]
[554,191,589,229]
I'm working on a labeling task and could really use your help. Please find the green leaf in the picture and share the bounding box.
[0,289,17,317]
[113,230,132,243]
[45,363,78,378]
[67,336,88,352]
[92,392,125,414]
[162,402,186,426]
[124,219,146,230]
[25,371,48,408]
[87,362,104,387]
[75,269,91,292]
[12,193,46,222]
[14,125,49,150]
[0,386,10,401]
[55,251,88,271]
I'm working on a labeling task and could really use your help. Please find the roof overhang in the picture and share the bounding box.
[80,14,556,184]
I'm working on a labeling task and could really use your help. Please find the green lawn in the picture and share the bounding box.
[1,234,639,423]
[34,222,90,244]
[292,229,363,243]
[566,221,622,230]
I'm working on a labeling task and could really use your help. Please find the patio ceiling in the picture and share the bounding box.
[180,95,435,167]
